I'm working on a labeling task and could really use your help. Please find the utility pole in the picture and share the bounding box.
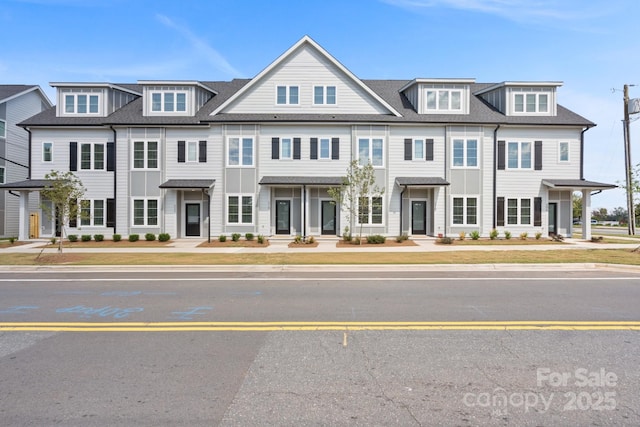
[623,84,636,235]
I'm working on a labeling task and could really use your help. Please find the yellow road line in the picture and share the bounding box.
[0,321,639,332]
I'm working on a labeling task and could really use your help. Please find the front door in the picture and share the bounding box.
[185,203,201,237]
[412,201,427,235]
[321,201,336,235]
[276,200,291,234]
[549,203,557,235]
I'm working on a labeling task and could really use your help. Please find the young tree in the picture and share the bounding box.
[328,160,384,244]
[40,170,86,253]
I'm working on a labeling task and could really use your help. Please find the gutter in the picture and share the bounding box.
[493,124,500,228]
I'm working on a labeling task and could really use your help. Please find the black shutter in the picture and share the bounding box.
[425,139,434,161]
[106,142,115,171]
[271,137,279,160]
[497,140,505,170]
[293,138,301,160]
[331,138,339,160]
[177,141,185,163]
[310,138,318,160]
[404,138,412,161]
[199,141,207,163]
[106,198,115,228]
[69,142,77,171]
[534,141,543,170]
[68,198,77,228]
[534,197,542,226]
[497,197,505,226]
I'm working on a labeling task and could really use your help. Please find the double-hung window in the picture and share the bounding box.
[559,142,569,162]
[80,143,105,170]
[313,86,336,105]
[0,166,4,184]
[133,141,158,169]
[0,119,5,138]
[452,139,478,167]
[151,92,187,113]
[514,92,549,113]
[228,137,254,166]
[43,142,53,162]
[358,138,383,166]
[507,142,532,169]
[452,197,478,225]
[276,86,299,105]
[133,199,158,226]
[358,196,383,225]
[426,89,462,111]
[65,94,100,114]
[281,138,292,159]
[227,195,253,224]
[507,198,531,225]
[319,138,331,159]
[80,199,105,226]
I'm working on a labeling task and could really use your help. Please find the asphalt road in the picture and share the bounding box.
[1,267,639,426]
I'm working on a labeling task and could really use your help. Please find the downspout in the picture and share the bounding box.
[399,184,407,236]
[26,128,32,179]
[302,185,306,239]
[493,124,501,228]
[207,190,211,243]
[110,126,117,234]
[580,127,588,180]
[443,126,448,237]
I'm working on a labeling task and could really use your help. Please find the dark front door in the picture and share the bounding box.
[276,200,290,234]
[412,201,427,234]
[185,203,201,237]
[549,203,557,235]
[321,201,336,235]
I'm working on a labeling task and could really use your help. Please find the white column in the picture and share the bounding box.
[18,191,30,241]
[582,189,591,240]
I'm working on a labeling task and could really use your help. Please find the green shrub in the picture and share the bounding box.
[438,236,454,244]
[245,233,254,241]
[112,234,121,242]
[50,237,57,245]
[342,226,352,242]
[470,230,480,240]
[145,233,156,241]
[93,234,104,242]
[395,233,409,243]
[68,234,78,242]
[232,233,241,242]
[535,232,542,240]
[218,235,227,242]
[257,235,265,244]
[158,233,170,242]
[81,235,92,242]
[366,234,386,244]
[504,231,512,240]
[520,232,528,240]
[9,237,16,244]
[128,234,139,242]
[306,235,315,244]
[489,229,499,240]
[294,235,303,244]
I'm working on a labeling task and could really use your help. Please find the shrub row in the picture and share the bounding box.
[66,233,170,242]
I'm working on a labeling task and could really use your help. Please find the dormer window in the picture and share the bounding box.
[426,89,462,112]
[514,92,548,113]
[151,91,187,113]
[64,94,100,114]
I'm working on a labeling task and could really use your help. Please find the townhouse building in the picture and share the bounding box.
[1,36,614,241]
[0,85,52,238]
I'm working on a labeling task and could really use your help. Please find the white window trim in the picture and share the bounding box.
[425,89,463,112]
[512,92,551,115]
[79,143,106,171]
[186,141,198,163]
[131,198,159,227]
[275,85,299,105]
[280,137,293,160]
[558,141,570,163]
[226,194,254,225]
[452,138,478,168]
[313,85,337,105]
[357,196,384,226]
[0,119,5,138]
[226,136,255,167]
[319,137,332,160]
[150,90,188,114]
[507,141,533,170]
[64,93,101,115]
[451,196,478,226]
[358,137,384,167]
[79,199,106,227]
[132,140,160,170]
[0,166,5,184]
[42,142,53,163]
[506,197,532,226]
[413,139,425,162]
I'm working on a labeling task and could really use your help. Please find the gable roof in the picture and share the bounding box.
[210,35,402,117]
[0,85,52,107]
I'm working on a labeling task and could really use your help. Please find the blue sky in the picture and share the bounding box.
[2,0,638,211]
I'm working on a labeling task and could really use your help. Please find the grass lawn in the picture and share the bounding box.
[1,248,639,266]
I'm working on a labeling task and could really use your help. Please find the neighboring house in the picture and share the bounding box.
[2,36,614,241]
[0,85,52,238]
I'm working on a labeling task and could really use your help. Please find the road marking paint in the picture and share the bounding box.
[0,277,638,282]
[0,321,639,332]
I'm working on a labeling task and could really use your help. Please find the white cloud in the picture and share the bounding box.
[155,14,243,78]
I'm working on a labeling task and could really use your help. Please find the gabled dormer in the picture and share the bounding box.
[400,78,475,115]
[475,82,562,116]
[139,81,217,117]
[52,83,140,118]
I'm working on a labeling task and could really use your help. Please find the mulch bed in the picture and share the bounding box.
[198,240,269,248]
[37,240,172,248]
[0,241,30,249]
[336,239,418,247]
[288,242,320,248]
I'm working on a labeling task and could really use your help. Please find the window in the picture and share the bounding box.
[514,92,549,113]
[452,197,478,225]
[313,85,336,105]
[133,141,158,169]
[452,139,477,167]
[320,138,331,159]
[358,138,383,166]
[79,199,104,226]
[79,143,105,170]
[276,86,299,105]
[281,138,292,159]
[132,199,158,226]
[507,142,532,169]
[228,137,254,166]
[506,198,531,225]
[559,142,569,162]
[187,141,198,162]
[227,195,253,224]
[426,89,462,111]
[0,166,4,184]
[64,94,100,114]
[414,139,424,160]
[151,92,187,113]
[43,142,53,162]
[358,196,383,225]
[0,119,5,138]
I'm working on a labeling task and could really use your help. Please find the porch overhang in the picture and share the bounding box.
[0,179,52,191]
[159,179,215,189]
[395,177,450,187]
[259,176,344,186]
[542,179,616,191]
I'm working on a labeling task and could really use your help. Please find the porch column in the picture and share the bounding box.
[18,190,30,241]
[582,189,592,240]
